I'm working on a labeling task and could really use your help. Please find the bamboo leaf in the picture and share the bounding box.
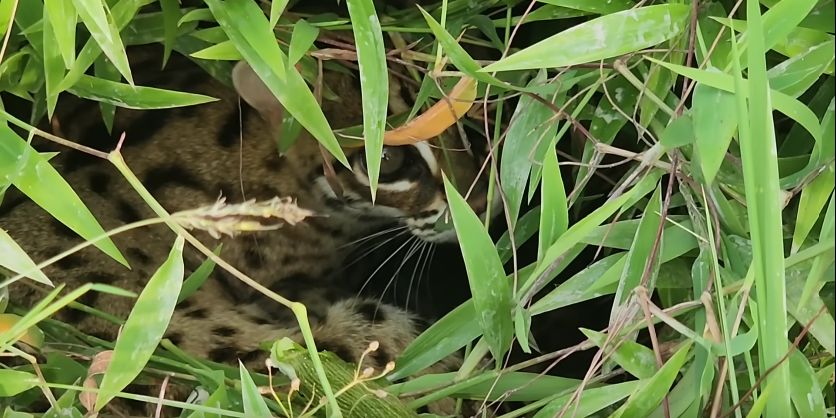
[70,0,133,84]
[444,175,513,364]
[692,81,738,184]
[95,237,185,410]
[0,229,51,286]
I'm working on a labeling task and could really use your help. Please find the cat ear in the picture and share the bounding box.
[231,61,284,129]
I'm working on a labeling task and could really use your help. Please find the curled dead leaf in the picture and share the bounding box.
[81,350,114,413]
[383,76,477,145]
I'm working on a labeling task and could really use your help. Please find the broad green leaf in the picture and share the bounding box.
[0,229,51,285]
[738,1,792,413]
[391,301,479,380]
[791,163,835,253]
[70,0,133,84]
[788,350,827,417]
[581,328,657,379]
[0,370,37,396]
[659,114,695,151]
[288,19,319,66]
[538,147,567,259]
[42,5,65,118]
[191,41,242,61]
[612,342,693,417]
[532,381,639,418]
[769,39,835,98]
[69,75,218,109]
[346,0,387,197]
[0,125,127,265]
[727,327,758,357]
[96,237,185,410]
[239,363,271,417]
[692,81,738,184]
[269,0,289,27]
[44,0,76,67]
[482,4,689,72]
[537,0,634,14]
[648,58,822,143]
[206,0,348,166]
[443,175,513,364]
[500,71,557,226]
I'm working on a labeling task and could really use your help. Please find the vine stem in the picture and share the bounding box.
[107,150,343,417]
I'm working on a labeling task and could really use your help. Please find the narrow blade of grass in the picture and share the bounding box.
[443,175,513,364]
[70,0,133,84]
[346,0,387,198]
[0,229,51,286]
[95,237,185,410]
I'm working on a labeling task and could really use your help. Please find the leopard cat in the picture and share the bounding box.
[0,39,493,413]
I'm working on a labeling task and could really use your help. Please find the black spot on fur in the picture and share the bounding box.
[166,332,183,346]
[370,345,391,367]
[317,340,354,363]
[263,154,283,171]
[143,165,203,195]
[248,315,272,326]
[116,199,143,223]
[178,299,193,309]
[84,271,118,283]
[208,347,236,363]
[63,291,100,323]
[126,247,152,265]
[121,110,171,147]
[51,219,78,238]
[356,302,383,323]
[55,254,84,269]
[88,171,110,195]
[212,326,237,337]
[239,350,261,364]
[186,308,207,319]
[243,243,263,269]
[216,107,250,148]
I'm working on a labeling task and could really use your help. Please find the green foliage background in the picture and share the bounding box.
[0,0,834,417]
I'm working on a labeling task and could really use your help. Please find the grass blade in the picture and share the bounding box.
[69,75,218,109]
[443,175,513,364]
[482,4,689,72]
[346,0,387,198]
[692,82,738,184]
[95,237,185,410]
[239,362,272,417]
[70,0,133,84]
[0,229,51,286]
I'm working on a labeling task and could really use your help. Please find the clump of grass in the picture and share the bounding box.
[1,0,834,417]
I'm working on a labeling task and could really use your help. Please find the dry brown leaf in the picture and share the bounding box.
[80,350,114,414]
[383,76,477,145]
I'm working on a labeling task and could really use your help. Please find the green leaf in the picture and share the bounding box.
[206,0,348,166]
[159,0,180,66]
[346,0,387,198]
[42,4,66,118]
[538,147,568,259]
[391,301,479,380]
[613,341,693,417]
[500,72,557,225]
[288,19,319,66]
[692,81,739,184]
[43,0,76,68]
[537,0,635,14]
[70,0,133,84]
[768,38,835,98]
[178,245,220,304]
[96,237,185,410]
[239,362,271,417]
[482,4,689,72]
[0,229,51,285]
[443,175,513,364]
[69,75,218,109]
[788,349,827,417]
[190,41,242,61]
[93,56,121,133]
[532,381,640,418]
[581,328,657,379]
[0,370,38,396]
[269,0,289,27]
[0,125,127,266]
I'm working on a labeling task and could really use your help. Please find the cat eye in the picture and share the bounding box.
[358,146,424,182]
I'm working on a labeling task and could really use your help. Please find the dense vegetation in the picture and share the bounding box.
[0,0,833,417]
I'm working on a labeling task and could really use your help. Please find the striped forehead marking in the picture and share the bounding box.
[412,142,438,175]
